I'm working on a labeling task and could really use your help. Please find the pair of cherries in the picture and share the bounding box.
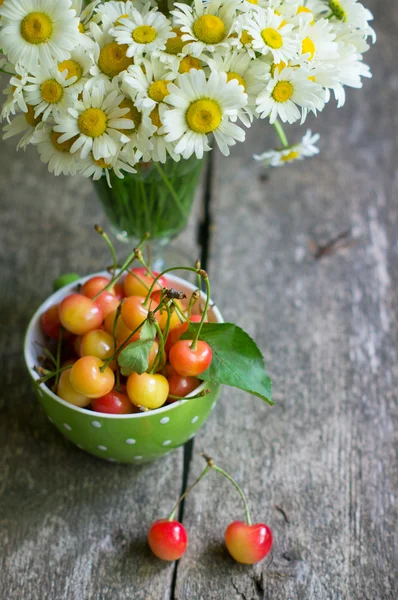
[147,455,273,565]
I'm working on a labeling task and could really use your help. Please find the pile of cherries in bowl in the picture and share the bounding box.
[39,265,213,415]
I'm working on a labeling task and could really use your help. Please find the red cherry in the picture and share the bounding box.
[40,304,62,340]
[169,340,212,377]
[224,521,273,565]
[167,373,200,403]
[91,389,137,414]
[81,276,120,319]
[148,519,188,561]
[81,276,112,299]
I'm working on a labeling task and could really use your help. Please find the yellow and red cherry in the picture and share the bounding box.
[167,373,200,402]
[57,368,91,408]
[150,291,184,331]
[121,295,150,332]
[70,356,114,398]
[81,276,120,318]
[169,340,212,377]
[59,293,103,336]
[123,268,167,298]
[91,389,136,414]
[80,329,116,370]
[126,372,169,409]
[41,304,63,340]
[148,520,188,561]
[224,522,273,565]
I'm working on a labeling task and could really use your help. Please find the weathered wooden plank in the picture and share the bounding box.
[0,129,203,599]
[174,1,398,598]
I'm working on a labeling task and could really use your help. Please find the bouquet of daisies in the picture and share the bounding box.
[0,0,375,183]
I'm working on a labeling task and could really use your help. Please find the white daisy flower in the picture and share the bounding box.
[78,148,138,186]
[279,0,327,22]
[171,0,240,58]
[123,57,177,112]
[25,67,78,121]
[89,21,134,80]
[332,42,372,107]
[110,5,174,59]
[113,90,157,160]
[254,129,320,166]
[328,0,376,41]
[57,47,92,93]
[1,65,29,122]
[153,26,189,71]
[0,0,81,71]
[298,17,338,64]
[163,69,247,159]
[256,66,324,124]
[53,85,135,160]
[205,51,268,126]
[2,105,44,150]
[244,8,300,63]
[31,124,78,176]
[94,1,146,32]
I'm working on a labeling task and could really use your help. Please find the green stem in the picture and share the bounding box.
[150,320,166,375]
[212,465,252,526]
[153,162,187,219]
[273,119,289,149]
[190,273,210,351]
[168,464,212,521]
[54,328,64,387]
[143,266,201,307]
[95,224,118,277]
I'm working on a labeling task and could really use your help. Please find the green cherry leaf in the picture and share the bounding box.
[182,323,273,405]
[117,319,157,376]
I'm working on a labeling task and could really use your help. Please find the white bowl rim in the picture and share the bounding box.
[24,270,223,420]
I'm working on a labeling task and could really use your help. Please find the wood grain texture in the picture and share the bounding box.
[173,0,398,598]
[0,129,201,600]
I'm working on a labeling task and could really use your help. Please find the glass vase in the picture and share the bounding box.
[93,155,205,269]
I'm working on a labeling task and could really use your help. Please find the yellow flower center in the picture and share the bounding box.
[308,75,316,82]
[193,15,226,45]
[302,37,315,60]
[165,27,186,55]
[246,0,258,3]
[58,59,83,81]
[297,6,315,24]
[240,30,254,45]
[132,25,157,44]
[226,71,246,90]
[148,80,170,103]
[178,56,202,74]
[119,99,142,129]
[20,12,53,44]
[24,104,42,127]
[114,13,128,26]
[186,99,222,134]
[261,28,283,49]
[328,0,346,21]
[98,43,133,77]
[270,61,287,78]
[78,22,85,33]
[149,105,162,131]
[40,79,63,104]
[272,81,294,103]
[50,131,77,152]
[281,150,300,162]
[94,157,110,168]
[78,108,107,138]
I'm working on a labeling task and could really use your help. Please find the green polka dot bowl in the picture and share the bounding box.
[24,272,223,464]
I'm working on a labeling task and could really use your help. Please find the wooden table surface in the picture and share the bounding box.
[1,1,397,598]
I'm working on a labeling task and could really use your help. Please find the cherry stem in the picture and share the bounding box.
[92,232,150,300]
[150,318,166,375]
[112,302,123,391]
[207,460,253,526]
[195,260,202,290]
[190,272,210,351]
[54,328,64,387]
[143,266,202,308]
[95,225,118,277]
[35,364,72,385]
[136,249,157,280]
[168,388,211,401]
[187,290,200,318]
[168,464,212,521]
[273,119,289,149]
